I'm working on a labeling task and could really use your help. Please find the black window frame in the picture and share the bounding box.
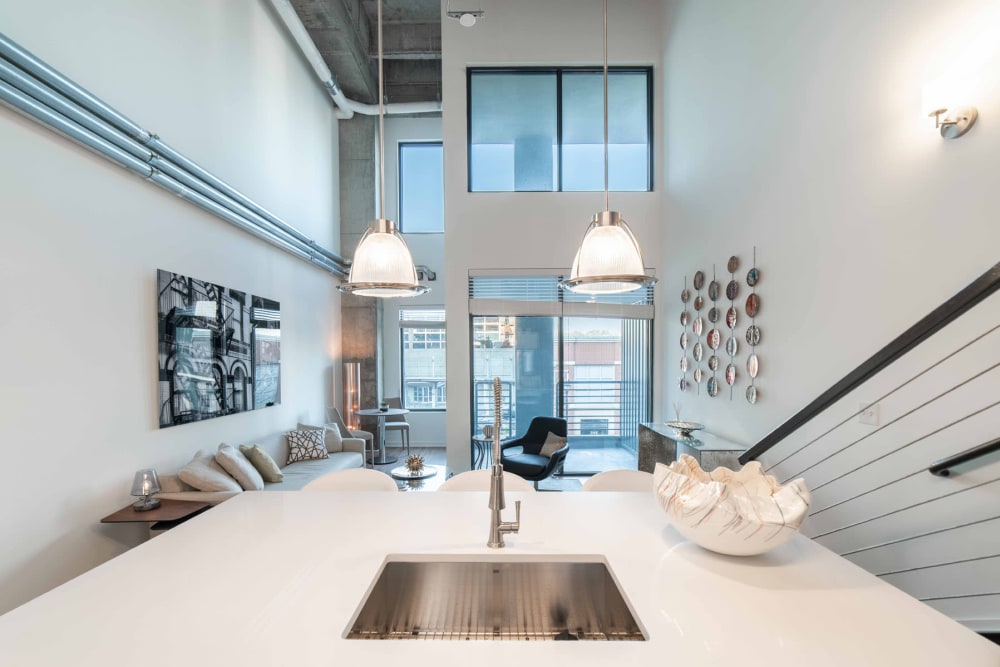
[466,66,654,193]
[397,140,444,233]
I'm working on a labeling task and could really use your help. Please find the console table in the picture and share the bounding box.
[638,422,746,472]
[101,498,211,534]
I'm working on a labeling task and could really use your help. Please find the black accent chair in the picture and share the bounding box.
[500,417,569,490]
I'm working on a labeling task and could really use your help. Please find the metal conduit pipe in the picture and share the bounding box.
[149,155,333,265]
[143,137,345,266]
[268,0,442,119]
[0,53,338,270]
[0,31,349,276]
[0,58,153,163]
[0,71,343,275]
[149,171,338,272]
[0,31,150,142]
[0,78,153,177]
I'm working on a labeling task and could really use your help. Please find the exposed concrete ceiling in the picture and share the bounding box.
[291,0,441,106]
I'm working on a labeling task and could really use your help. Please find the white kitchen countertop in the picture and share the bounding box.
[0,491,996,666]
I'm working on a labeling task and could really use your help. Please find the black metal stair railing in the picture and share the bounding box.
[740,261,1000,465]
[928,437,1000,477]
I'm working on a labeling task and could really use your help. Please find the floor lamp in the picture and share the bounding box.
[343,362,361,431]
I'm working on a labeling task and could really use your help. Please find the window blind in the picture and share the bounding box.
[468,273,654,319]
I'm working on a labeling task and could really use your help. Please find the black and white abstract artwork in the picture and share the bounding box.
[157,270,281,428]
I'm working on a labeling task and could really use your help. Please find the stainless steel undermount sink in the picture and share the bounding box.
[345,555,646,641]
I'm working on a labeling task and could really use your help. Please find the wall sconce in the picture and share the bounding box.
[923,78,978,139]
[928,106,978,139]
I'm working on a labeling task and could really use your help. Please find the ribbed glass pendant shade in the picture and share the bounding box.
[563,211,656,294]
[562,0,657,296]
[339,219,427,297]
[338,0,429,299]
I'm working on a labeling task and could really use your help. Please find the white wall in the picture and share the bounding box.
[380,116,446,447]
[0,0,340,613]
[660,0,1000,446]
[441,0,666,472]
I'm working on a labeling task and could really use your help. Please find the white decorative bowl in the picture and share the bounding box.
[653,455,811,556]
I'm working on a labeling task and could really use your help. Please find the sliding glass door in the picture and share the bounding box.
[471,314,651,474]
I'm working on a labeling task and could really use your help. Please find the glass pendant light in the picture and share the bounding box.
[339,0,427,298]
[561,0,656,295]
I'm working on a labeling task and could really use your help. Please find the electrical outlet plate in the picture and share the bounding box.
[859,403,880,426]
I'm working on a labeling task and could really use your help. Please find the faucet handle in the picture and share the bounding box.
[512,500,521,529]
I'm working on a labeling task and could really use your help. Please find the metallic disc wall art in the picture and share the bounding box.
[707,328,721,350]
[707,265,720,398]
[679,277,690,392]
[726,256,739,399]
[726,335,739,357]
[708,306,719,323]
[708,355,719,371]
[692,270,706,395]
[746,247,760,405]
[725,363,737,386]
[726,306,738,329]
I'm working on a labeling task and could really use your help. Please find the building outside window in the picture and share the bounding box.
[467,67,652,192]
[399,308,446,410]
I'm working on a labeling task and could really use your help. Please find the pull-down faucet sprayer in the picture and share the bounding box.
[488,377,520,548]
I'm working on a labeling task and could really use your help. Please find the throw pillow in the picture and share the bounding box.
[240,444,283,483]
[286,429,329,464]
[297,422,344,454]
[539,432,567,458]
[177,450,243,493]
[216,443,265,491]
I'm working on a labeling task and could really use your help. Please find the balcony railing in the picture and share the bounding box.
[470,379,638,454]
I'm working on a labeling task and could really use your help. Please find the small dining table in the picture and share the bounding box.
[356,407,409,465]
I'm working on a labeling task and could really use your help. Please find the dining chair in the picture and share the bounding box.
[326,407,375,468]
[383,397,410,456]
[580,469,654,492]
[301,469,398,492]
[438,469,535,492]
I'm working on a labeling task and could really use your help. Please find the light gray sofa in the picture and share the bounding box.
[155,423,366,505]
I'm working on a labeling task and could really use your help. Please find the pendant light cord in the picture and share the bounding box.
[603,0,609,212]
[378,0,386,219]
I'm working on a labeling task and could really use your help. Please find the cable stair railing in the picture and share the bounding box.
[738,261,1000,636]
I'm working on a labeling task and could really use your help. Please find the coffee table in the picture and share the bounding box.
[389,464,446,492]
